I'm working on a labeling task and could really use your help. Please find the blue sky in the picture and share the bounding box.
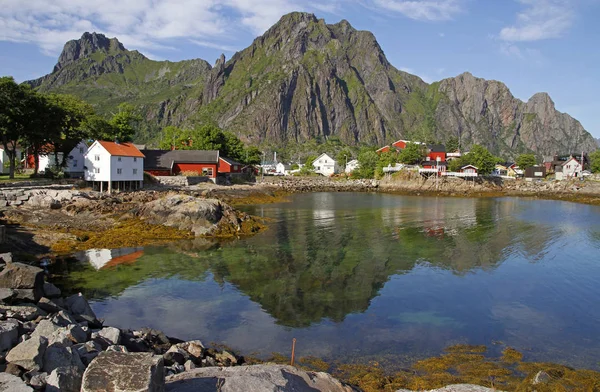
[1,0,599,137]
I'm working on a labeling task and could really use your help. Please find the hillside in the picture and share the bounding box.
[27,13,597,157]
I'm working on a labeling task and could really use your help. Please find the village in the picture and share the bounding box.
[0,136,594,193]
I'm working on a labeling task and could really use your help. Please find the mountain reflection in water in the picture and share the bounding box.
[53,193,600,371]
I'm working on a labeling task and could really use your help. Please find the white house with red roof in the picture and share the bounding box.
[84,141,145,193]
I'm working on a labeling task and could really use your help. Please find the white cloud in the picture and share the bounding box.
[500,0,575,41]
[499,42,545,65]
[0,0,338,57]
[371,0,464,21]
[190,40,240,53]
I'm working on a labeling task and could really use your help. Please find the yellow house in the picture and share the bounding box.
[494,164,517,178]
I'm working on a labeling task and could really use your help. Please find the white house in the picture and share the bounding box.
[276,162,292,175]
[557,157,583,180]
[313,153,339,176]
[76,247,144,270]
[1,147,22,175]
[345,159,360,174]
[64,141,88,177]
[84,140,145,193]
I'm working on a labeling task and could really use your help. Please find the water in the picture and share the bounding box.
[54,193,600,370]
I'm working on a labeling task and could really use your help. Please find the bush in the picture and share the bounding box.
[180,170,202,177]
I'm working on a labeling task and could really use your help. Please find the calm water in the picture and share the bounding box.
[54,193,600,370]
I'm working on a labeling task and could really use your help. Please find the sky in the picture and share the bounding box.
[1,0,599,137]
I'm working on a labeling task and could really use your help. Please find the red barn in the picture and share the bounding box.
[141,150,219,181]
[377,139,424,155]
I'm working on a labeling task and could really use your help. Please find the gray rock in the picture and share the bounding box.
[175,340,204,360]
[106,344,129,353]
[13,289,37,302]
[215,350,238,365]
[163,347,188,366]
[0,288,15,303]
[43,344,85,373]
[81,352,164,392]
[98,326,120,345]
[0,263,44,296]
[42,282,61,298]
[26,371,48,390]
[0,318,19,352]
[46,366,83,392]
[0,253,13,264]
[31,319,61,340]
[65,293,97,320]
[165,364,357,392]
[66,324,88,344]
[51,310,78,327]
[37,297,63,313]
[0,372,34,392]
[0,304,46,322]
[183,360,196,371]
[533,370,551,385]
[6,335,48,371]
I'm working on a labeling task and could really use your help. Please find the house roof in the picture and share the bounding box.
[219,156,243,166]
[462,165,478,170]
[562,157,580,166]
[314,153,336,162]
[429,144,446,153]
[141,150,219,170]
[98,141,145,158]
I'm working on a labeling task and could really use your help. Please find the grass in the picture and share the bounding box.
[0,173,38,183]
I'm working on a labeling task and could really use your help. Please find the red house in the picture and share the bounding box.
[141,150,219,181]
[218,157,244,174]
[376,139,424,154]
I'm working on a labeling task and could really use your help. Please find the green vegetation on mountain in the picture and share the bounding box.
[25,13,598,158]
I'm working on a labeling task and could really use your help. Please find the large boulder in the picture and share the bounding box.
[43,344,85,373]
[65,293,97,322]
[165,364,358,392]
[0,372,33,392]
[46,366,84,392]
[0,319,19,352]
[0,304,46,321]
[6,336,48,371]
[81,352,164,392]
[0,263,45,300]
[42,282,61,298]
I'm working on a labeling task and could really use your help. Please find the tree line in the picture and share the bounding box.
[0,76,139,179]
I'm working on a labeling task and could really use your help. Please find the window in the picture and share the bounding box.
[79,148,84,154]
[117,168,122,175]
[95,155,100,161]
[94,168,100,174]
[233,165,238,171]
[134,157,137,162]
[118,157,122,162]
[73,160,78,167]
[202,167,213,177]
[133,169,138,175]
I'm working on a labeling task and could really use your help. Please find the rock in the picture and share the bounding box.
[175,340,204,360]
[13,289,37,303]
[0,263,44,297]
[0,372,33,392]
[65,293,97,322]
[51,310,78,327]
[66,324,88,344]
[106,345,129,353]
[98,326,121,345]
[31,319,61,340]
[215,350,238,366]
[36,297,63,313]
[77,313,103,329]
[5,362,25,377]
[0,288,15,303]
[42,283,61,298]
[0,318,19,352]
[81,352,164,392]
[6,335,48,371]
[0,304,45,321]
[165,364,357,392]
[43,344,85,373]
[183,360,196,371]
[0,253,13,264]
[46,366,83,392]
[201,356,217,367]
[73,341,102,366]
[26,371,48,390]
[533,370,551,384]
[163,347,188,366]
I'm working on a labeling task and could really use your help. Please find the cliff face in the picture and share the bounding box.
[27,13,597,157]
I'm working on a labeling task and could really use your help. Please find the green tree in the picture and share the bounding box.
[243,146,262,165]
[516,153,537,169]
[223,132,245,161]
[0,77,36,178]
[336,147,354,169]
[189,124,227,152]
[354,148,379,178]
[398,142,425,164]
[448,158,464,172]
[446,136,459,153]
[109,103,140,142]
[462,145,496,175]
[589,150,600,173]
[159,126,188,150]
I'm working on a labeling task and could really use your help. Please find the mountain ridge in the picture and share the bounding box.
[26,12,597,157]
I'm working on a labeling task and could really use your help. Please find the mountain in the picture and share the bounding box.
[27,13,597,157]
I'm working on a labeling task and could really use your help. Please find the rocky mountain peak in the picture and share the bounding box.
[53,32,127,72]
